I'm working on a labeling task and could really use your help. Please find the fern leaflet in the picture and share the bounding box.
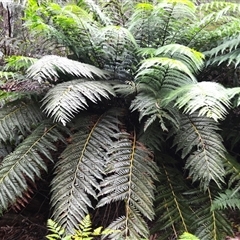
[97,130,158,239]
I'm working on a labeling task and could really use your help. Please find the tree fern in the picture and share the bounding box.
[0,121,65,214]
[97,130,158,240]
[50,109,121,234]
[42,79,115,126]
[172,113,226,190]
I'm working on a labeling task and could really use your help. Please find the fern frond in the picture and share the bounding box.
[0,121,64,214]
[42,79,115,125]
[204,34,240,59]
[0,100,45,142]
[172,113,226,191]
[97,130,158,239]
[154,44,204,74]
[84,0,112,26]
[136,57,196,84]
[138,120,165,151]
[0,91,26,108]
[165,82,231,122]
[97,25,138,80]
[50,109,121,234]
[46,219,67,240]
[0,71,20,81]
[211,189,240,211]
[130,91,179,131]
[128,0,196,48]
[189,188,232,240]
[27,55,108,82]
[224,154,240,190]
[4,55,37,72]
[154,157,193,239]
[204,34,240,67]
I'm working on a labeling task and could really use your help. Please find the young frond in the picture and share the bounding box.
[27,55,108,82]
[155,44,205,74]
[137,57,196,83]
[42,79,115,125]
[0,100,45,142]
[0,121,64,214]
[165,82,231,122]
[178,232,200,240]
[50,110,121,234]
[46,219,66,240]
[211,189,240,211]
[97,131,158,239]
[173,113,226,191]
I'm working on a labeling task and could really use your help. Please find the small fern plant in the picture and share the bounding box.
[46,214,116,240]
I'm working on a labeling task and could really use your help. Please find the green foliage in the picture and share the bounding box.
[178,232,200,240]
[212,189,240,211]
[1,0,240,239]
[46,215,115,240]
[97,130,158,239]
[172,113,226,191]
[42,79,115,125]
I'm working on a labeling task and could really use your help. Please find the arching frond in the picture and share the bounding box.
[50,109,121,234]
[42,79,115,125]
[0,121,65,214]
[0,100,45,142]
[165,82,231,122]
[172,113,226,191]
[154,44,205,74]
[97,130,158,239]
[27,55,108,82]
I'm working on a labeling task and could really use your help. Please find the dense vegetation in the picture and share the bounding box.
[1,0,240,239]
